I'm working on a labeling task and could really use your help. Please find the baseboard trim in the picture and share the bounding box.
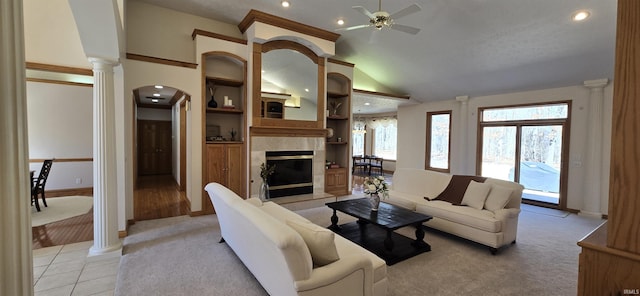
[189,211,209,217]
[45,187,93,197]
[119,219,136,238]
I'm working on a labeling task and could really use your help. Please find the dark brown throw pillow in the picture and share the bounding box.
[429,175,487,205]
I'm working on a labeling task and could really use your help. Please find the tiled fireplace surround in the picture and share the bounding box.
[250,136,326,199]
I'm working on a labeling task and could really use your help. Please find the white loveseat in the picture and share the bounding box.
[384,168,524,253]
[205,183,388,296]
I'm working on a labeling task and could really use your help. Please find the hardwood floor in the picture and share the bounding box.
[134,174,189,221]
[32,208,93,250]
[32,174,189,250]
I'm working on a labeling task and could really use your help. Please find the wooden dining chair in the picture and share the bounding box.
[369,156,384,176]
[32,159,53,210]
[352,155,369,176]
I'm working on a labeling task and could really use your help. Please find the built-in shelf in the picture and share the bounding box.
[327,115,348,120]
[328,91,349,98]
[206,76,244,87]
[206,141,244,144]
[206,107,243,114]
[327,141,348,145]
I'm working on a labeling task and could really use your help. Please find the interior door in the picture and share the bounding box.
[138,120,172,175]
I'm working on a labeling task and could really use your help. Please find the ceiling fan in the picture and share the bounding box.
[337,0,422,35]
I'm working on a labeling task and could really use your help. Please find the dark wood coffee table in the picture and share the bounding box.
[326,198,432,265]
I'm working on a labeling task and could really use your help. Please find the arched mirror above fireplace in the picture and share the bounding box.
[252,40,325,130]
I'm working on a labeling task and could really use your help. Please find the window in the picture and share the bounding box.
[426,111,451,172]
[478,102,570,207]
[352,120,365,156]
[371,117,397,160]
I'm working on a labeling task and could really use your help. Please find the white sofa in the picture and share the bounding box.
[385,168,524,253]
[204,182,388,296]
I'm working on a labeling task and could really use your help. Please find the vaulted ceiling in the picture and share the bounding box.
[136,0,617,107]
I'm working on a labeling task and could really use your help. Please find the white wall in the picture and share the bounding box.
[397,83,614,213]
[27,81,93,190]
[126,1,242,63]
[23,0,90,68]
[137,107,172,121]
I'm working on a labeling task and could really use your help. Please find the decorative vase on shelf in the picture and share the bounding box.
[259,180,270,201]
[208,97,218,108]
[369,193,381,211]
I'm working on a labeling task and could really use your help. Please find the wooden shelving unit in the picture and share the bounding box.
[202,54,247,213]
[325,73,351,196]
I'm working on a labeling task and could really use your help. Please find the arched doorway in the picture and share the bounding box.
[132,85,190,221]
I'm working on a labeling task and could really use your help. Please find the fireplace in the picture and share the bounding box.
[266,151,314,198]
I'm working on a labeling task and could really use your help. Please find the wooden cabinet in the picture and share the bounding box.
[205,144,244,209]
[325,168,348,196]
[325,73,351,196]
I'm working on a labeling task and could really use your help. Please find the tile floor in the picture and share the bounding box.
[32,241,120,296]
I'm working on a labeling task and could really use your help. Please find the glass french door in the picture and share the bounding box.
[480,123,565,206]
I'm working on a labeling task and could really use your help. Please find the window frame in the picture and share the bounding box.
[476,101,571,210]
[425,110,452,173]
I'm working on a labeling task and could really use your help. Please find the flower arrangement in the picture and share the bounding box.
[260,162,276,183]
[363,176,389,199]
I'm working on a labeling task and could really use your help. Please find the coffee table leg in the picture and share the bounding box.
[329,209,341,231]
[412,223,430,250]
[384,230,394,251]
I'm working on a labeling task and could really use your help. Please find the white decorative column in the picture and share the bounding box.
[0,0,33,294]
[89,57,122,257]
[456,96,470,174]
[581,78,609,217]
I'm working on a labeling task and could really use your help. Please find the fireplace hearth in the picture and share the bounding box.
[266,151,313,198]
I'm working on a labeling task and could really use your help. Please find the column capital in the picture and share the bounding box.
[88,57,119,69]
[584,78,609,89]
[456,95,469,103]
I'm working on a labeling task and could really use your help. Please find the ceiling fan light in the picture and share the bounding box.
[152,99,159,103]
[153,93,160,97]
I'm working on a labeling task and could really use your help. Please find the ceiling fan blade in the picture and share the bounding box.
[389,4,422,20]
[335,24,371,32]
[353,6,375,20]
[390,24,421,35]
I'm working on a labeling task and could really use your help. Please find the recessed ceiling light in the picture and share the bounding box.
[364,102,371,106]
[304,88,309,92]
[152,99,159,103]
[154,85,163,89]
[337,19,345,26]
[572,10,590,22]
[153,93,161,97]
[281,1,290,8]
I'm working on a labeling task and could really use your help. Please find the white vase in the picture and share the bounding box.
[369,193,380,211]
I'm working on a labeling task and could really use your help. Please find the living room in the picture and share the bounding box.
[4,0,639,295]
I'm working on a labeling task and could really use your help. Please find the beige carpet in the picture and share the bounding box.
[115,204,604,296]
[31,195,93,227]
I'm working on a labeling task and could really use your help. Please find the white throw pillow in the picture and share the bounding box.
[484,185,513,212]
[286,220,339,266]
[461,180,492,210]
